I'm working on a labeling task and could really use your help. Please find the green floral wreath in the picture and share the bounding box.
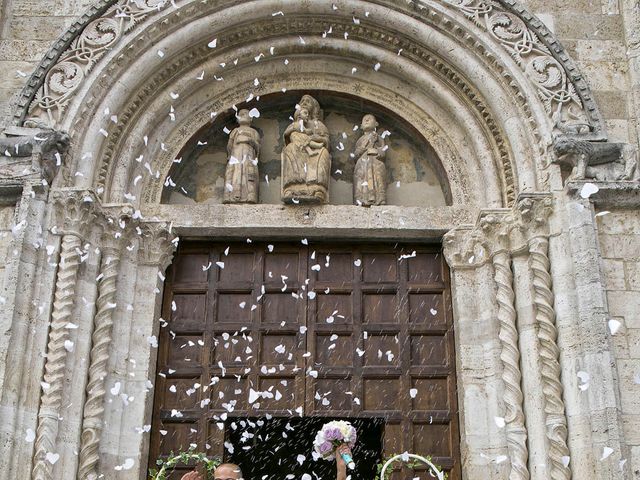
[374,453,448,480]
[149,447,221,480]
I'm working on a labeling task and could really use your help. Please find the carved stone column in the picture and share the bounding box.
[443,227,511,479]
[519,195,571,480]
[481,212,530,480]
[443,193,568,479]
[78,206,134,480]
[32,190,97,480]
[95,221,176,477]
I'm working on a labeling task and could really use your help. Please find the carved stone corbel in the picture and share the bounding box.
[33,189,97,480]
[0,127,70,184]
[78,205,135,480]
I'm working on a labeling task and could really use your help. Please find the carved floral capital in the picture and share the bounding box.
[50,188,99,240]
[443,193,554,269]
[137,221,178,270]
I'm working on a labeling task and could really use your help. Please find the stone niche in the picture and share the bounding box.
[161,91,450,206]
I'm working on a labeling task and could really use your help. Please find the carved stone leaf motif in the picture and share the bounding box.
[26,0,172,127]
[445,0,587,124]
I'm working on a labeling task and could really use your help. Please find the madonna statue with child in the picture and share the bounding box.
[281,95,332,204]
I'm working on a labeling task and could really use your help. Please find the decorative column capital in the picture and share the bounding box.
[50,188,98,240]
[443,226,490,270]
[516,193,554,240]
[137,221,178,270]
[96,204,136,255]
[443,193,554,269]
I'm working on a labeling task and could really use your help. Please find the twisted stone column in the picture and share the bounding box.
[78,247,120,479]
[32,234,82,480]
[529,236,571,480]
[493,250,529,480]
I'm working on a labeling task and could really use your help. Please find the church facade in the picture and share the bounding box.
[0,0,639,478]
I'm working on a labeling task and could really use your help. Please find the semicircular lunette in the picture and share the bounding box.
[161,90,452,208]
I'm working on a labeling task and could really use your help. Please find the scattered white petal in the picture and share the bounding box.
[580,182,599,199]
[601,447,614,460]
[608,319,621,335]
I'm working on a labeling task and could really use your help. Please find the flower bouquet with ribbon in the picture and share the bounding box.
[313,420,357,470]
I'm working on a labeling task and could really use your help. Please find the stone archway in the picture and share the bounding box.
[0,1,629,480]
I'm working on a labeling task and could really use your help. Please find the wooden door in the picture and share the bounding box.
[149,242,459,479]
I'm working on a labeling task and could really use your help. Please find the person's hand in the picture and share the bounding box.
[180,471,203,480]
[335,444,351,480]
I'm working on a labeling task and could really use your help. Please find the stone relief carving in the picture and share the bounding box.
[353,114,387,206]
[0,127,70,183]
[281,95,332,204]
[445,0,599,133]
[552,137,639,182]
[516,194,571,480]
[223,109,261,204]
[24,0,172,127]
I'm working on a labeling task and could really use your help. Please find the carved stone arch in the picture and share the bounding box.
[11,0,609,209]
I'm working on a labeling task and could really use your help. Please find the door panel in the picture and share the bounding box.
[149,242,460,479]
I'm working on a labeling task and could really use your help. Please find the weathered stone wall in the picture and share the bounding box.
[597,208,640,474]
[0,203,16,299]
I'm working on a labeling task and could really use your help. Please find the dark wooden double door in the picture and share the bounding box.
[150,241,460,479]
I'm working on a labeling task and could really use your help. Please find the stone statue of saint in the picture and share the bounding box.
[281,95,332,204]
[223,109,261,204]
[353,114,387,206]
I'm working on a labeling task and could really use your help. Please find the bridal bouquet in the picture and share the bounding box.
[313,420,357,461]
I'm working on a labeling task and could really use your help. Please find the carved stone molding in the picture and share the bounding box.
[444,0,604,137]
[137,221,178,271]
[77,206,134,480]
[444,193,552,268]
[443,193,555,479]
[97,15,516,207]
[23,1,173,128]
[12,0,605,140]
[493,249,530,480]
